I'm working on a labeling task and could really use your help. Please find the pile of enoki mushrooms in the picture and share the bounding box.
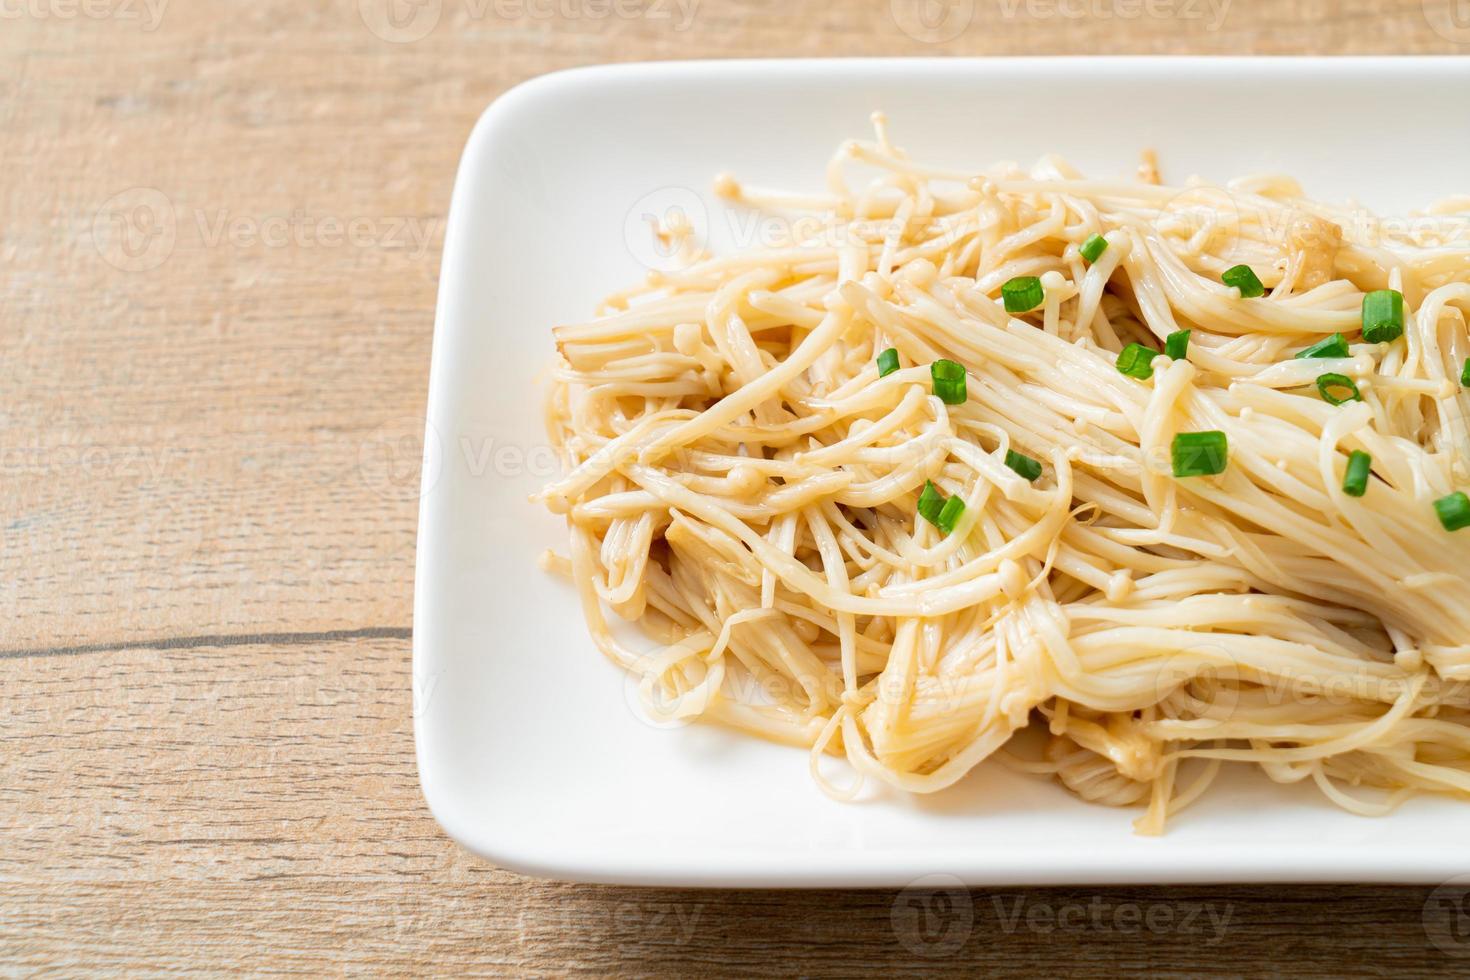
[534,115,1470,832]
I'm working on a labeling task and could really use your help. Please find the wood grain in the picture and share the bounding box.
[3,0,1467,974]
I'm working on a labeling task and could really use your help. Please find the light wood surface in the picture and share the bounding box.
[5,1,1468,974]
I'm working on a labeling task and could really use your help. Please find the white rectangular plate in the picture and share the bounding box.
[415,57,1470,887]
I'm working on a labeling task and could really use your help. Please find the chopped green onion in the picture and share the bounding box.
[935,495,966,535]
[1361,289,1404,344]
[1435,491,1470,531]
[1295,333,1350,359]
[1004,449,1043,482]
[1222,265,1265,298]
[1461,356,1469,388]
[917,480,945,525]
[1316,372,1361,406]
[930,359,967,405]
[1079,233,1108,264]
[877,348,900,377]
[1171,431,1228,477]
[933,379,966,404]
[1342,450,1371,498]
[1001,276,1045,313]
[917,481,966,536]
[1116,343,1161,380]
[1165,329,1191,362]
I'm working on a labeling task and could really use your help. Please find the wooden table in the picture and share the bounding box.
[4,1,1467,973]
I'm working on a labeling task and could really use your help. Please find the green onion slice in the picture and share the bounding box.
[1316,373,1362,406]
[1295,333,1350,359]
[1171,431,1228,477]
[935,496,966,535]
[876,348,900,377]
[930,359,967,405]
[933,379,965,405]
[1361,289,1404,344]
[1079,233,1108,264]
[1116,343,1161,380]
[1001,276,1045,313]
[1004,449,1043,482]
[1342,450,1371,498]
[917,481,966,536]
[1222,265,1265,298]
[1433,491,1470,532]
[1461,357,1469,388]
[917,480,945,525]
[1165,329,1190,362]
